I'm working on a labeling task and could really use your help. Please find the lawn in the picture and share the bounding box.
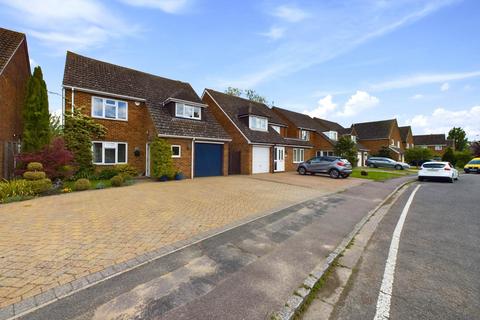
[350,167,416,181]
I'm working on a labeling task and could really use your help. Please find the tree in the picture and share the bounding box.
[471,141,480,157]
[150,138,175,179]
[224,87,242,97]
[22,66,51,152]
[64,108,106,175]
[50,114,63,137]
[448,127,468,151]
[405,147,433,165]
[375,146,392,158]
[334,136,358,166]
[441,147,456,165]
[224,87,271,105]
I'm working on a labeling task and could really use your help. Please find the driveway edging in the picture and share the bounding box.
[1,192,330,320]
[271,178,416,320]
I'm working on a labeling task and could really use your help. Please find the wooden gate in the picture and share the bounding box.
[2,141,20,179]
[229,151,241,174]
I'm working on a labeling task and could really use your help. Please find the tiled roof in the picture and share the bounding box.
[399,126,412,142]
[205,89,311,147]
[63,52,230,140]
[313,118,346,132]
[352,119,396,140]
[272,107,320,131]
[413,134,447,145]
[0,27,26,74]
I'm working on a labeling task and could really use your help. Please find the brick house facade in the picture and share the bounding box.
[413,134,453,157]
[399,126,414,150]
[0,28,31,179]
[203,89,312,174]
[63,52,230,178]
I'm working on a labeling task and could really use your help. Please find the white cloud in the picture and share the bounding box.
[273,5,309,23]
[119,0,190,13]
[337,91,380,117]
[440,82,449,91]
[0,0,138,52]
[411,94,424,100]
[303,95,337,118]
[405,106,480,140]
[370,70,480,91]
[260,27,286,40]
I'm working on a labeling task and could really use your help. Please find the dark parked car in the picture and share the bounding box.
[365,157,410,170]
[297,156,352,179]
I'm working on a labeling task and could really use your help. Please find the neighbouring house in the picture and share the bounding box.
[0,27,31,179]
[202,89,312,174]
[63,52,231,178]
[399,126,414,150]
[313,118,370,167]
[352,119,405,162]
[271,107,339,160]
[413,134,453,157]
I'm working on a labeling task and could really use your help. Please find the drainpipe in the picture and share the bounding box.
[61,87,65,125]
[191,138,195,179]
[71,87,75,113]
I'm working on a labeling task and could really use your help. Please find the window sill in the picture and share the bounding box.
[92,116,128,122]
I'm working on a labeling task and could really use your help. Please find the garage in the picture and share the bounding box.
[252,145,270,174]
[194,142,223,177]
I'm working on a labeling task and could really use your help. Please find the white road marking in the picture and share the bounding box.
[374,184,421,320]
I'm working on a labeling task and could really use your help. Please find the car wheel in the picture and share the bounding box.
[418,177,423,181]
[298,167,307,175]
[394,165,402,170]
[329,169,340,179]
[464,169,469,174]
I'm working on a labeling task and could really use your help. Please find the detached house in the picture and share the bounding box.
[63,52,230,178]
[399,126,414,150]
[202,89,312,174]
[352,119,405,162]
[413,134,453,157]
[0,28,31,179]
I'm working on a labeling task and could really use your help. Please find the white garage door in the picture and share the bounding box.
[252,146,270,174]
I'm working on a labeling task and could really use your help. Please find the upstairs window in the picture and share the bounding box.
[324,131,338,141]
[351,135,357,143]
[175,103,201,120]
[249,116,268,131]
[92,97,128,120]
[435,145,443,151]
[271,125,281,134]
[300,130,310,141]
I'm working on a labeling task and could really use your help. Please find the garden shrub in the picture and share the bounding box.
[110,175,124,187]
[23,171,46,180]
[16,138,75,180]
[0,179,35,203]
[27,162,43,171]
[119,173,133,181]
[454,150,473,168]
[150,138,175,180]
[98,168,118,180]
[114,164,138,177]
[95,182,106,189]
[74,178,91,191]
[28,179,53,194]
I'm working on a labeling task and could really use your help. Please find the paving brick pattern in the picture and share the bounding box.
[0,174,362,310]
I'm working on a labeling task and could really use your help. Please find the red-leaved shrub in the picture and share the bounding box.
[16,137,75,180]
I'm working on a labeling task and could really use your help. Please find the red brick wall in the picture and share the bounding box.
[0,39,30,178]
[65,89,157,175]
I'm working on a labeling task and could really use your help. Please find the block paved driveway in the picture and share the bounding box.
[0,173,363,310]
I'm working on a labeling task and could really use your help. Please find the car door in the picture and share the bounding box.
[317,156,333,173]
[307,157,322,172]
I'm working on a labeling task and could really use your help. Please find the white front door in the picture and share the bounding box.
[357,152,362,167]
[274,146,285,172]
[252,146,270,174]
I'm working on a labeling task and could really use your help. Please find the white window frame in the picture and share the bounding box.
[435,145,443,151]
[249,115,268,131]
[397,141,400,148]
[300,130,310,141]
[293,148,305,163]
[92,141,128,165]
[324,131,338,141]
[91,96,128,121]
[391,139,395,146]
[171,145,181,158]
[175,103,201,120]
[271,125,281,134]
[351,135,357,143]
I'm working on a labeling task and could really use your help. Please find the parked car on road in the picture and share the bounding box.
[365,157,410,170]
[464,157,480,173]
[297,156,352,179]
[418,162,458,183]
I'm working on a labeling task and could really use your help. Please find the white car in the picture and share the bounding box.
[418,161,459,183]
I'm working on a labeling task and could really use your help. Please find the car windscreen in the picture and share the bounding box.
[467,160,480,164]
[422,163,445,168]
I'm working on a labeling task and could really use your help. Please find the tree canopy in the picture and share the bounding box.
[224,87,271,105]
[448,127,468,151]
[334,136,358,166]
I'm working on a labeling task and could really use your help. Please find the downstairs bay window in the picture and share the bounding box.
[93,142,127,165]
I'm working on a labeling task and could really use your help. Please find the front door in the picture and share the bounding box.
[274,146,285,172]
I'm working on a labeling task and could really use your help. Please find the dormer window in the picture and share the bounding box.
[271,125,281,134]
[351,135,357,143]
[324,131,338,141]
[249,116,268,131]
[300,130,310,141]
[175,103,201,120]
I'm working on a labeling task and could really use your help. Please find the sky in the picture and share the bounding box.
[1,0,479,140]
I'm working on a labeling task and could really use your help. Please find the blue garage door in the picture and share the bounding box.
[194,143,223,177]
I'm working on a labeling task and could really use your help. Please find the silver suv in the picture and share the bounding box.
[297,156,353,179]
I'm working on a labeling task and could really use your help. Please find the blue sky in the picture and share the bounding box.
[1,0,479,139]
